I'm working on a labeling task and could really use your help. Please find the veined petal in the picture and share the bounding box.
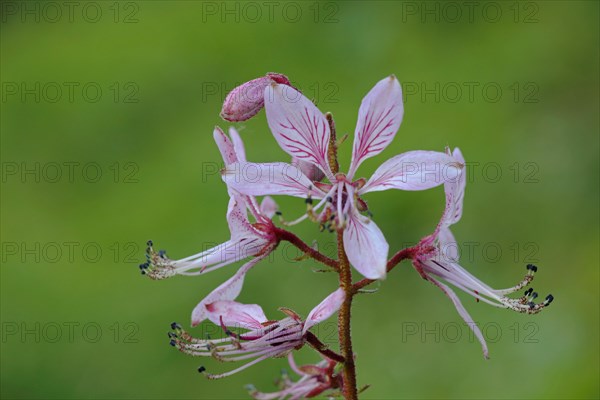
[264,83,333,179]
[205,300,267,330]
[343,211,389,279]
[348,76,404,179]
[303,288,345,334]
[361,150,461,193]
[191,257,262,326]
[214,126,238,165]
[428,277,489,359]
[222,162,324,198]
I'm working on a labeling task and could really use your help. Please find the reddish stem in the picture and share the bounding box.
[306,332,345,363]
[274,227,339,271]
[352,246,419,292]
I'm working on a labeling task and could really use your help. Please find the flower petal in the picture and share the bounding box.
[303,288,345,334]
[191,257,262,326]
[343,211,389,279]
[441,147,466,227]
[259,196,278,218]
[205,300,267,330]
[428,276,489,359]
[348,76,404,178]
[264,83,333,179]
[213,126,238,165]
[438,227,460,263]
[222,162,324,198]
[226,193,258,240]
[229,127,247,162]
[361,150,461,193]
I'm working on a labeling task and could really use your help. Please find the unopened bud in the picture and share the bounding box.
[220,72,292,122]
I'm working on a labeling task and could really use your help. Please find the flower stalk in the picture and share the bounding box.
[337,230,358,400]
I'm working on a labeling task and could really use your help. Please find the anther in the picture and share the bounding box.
[524,288,533,297]
[327,196,333,203]
[526,264,538,273]
[531,292,538,300]
[198,366,206,373]
[171,322,182,330]
[147,240,153,247]
[169,339,177,347]
[545,294,554,305]
[275,211,282,216]
[168,332,177,339]
[305,197,313,205]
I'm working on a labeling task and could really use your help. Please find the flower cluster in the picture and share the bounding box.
[139,72,553,399]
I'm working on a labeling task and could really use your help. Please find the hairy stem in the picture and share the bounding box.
[274,227,339,271]
[352,246,419,292]
[337,230,358,400]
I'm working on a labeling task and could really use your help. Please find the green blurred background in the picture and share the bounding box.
[1,1,598,399]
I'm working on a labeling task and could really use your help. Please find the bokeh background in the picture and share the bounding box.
[1,1,598,399]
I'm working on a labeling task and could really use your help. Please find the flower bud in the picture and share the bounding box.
[220,72,292,122]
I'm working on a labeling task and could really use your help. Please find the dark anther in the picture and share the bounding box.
[147,240,153,247]
[528,302,536,309]
[545,294,554,304]
[168,332,177,338]
[275,211,282,216]
[169,339,177,347]
[140,270,146,275]
[198,366,206,373]
[305,198,313,205]
[526,264,538,272]
[327,196,333,203]
[158,250,167,258]
[171,322,181,330]
[531,292,538,299]
[524,288,533,296]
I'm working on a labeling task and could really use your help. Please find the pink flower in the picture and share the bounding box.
[169,288,345,379]
[222,76,462,279]
[413,148,554,359]
[221,73,293,122]
[140,127,278,279]
[246,353,339,399]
